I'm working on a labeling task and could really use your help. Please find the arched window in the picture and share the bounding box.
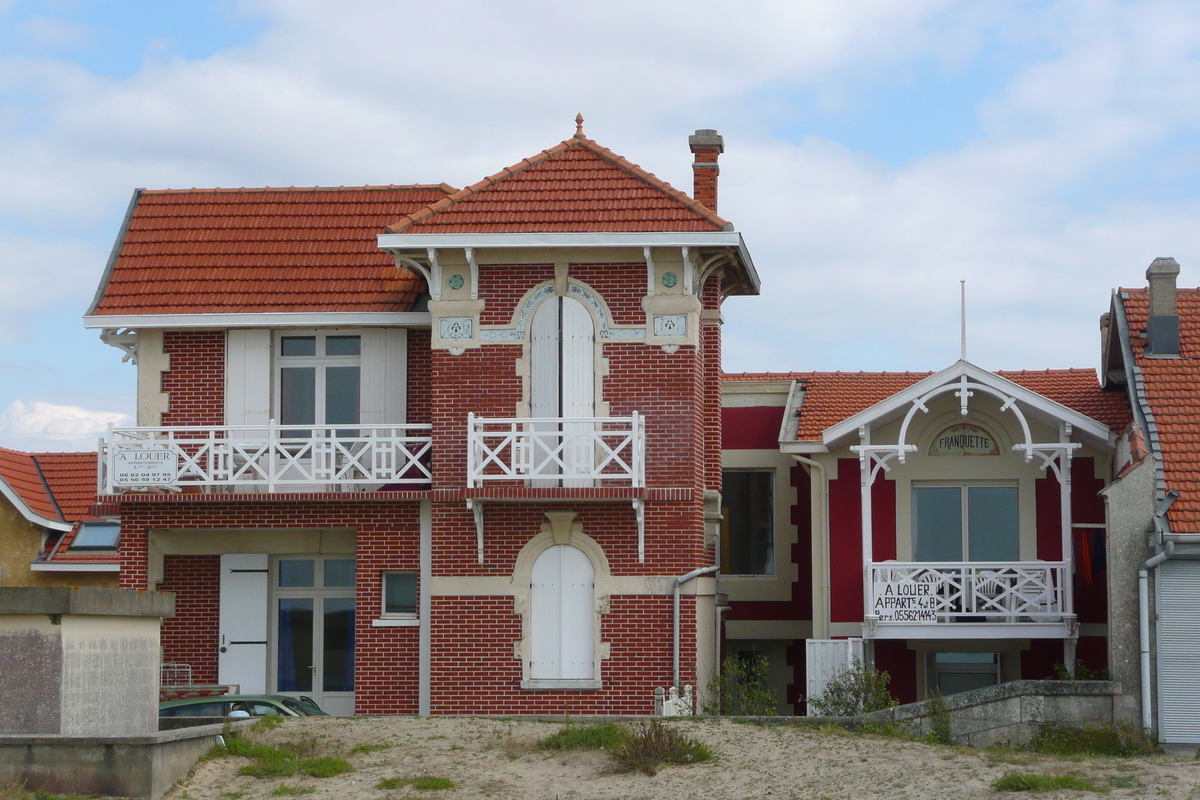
[530,544,595,681]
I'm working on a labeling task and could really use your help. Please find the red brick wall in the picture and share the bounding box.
[159,554,220,685]
[407,328,431,426]
[478,265,555,325]
[162,331,225,426]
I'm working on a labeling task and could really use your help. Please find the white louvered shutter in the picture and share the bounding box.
[530,298,561,483]
[360,328,407,426]
[560,297,595,486]
[1157,560,1200,743]
[530,545,594,680]
[225,330,272,427]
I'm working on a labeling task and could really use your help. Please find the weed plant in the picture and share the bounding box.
[270,786,315,796]
[807,658,897,716]
[703,655,777,716]
[209,733,354,779]
[377,776,455,791]
[538,722,624,751]
[992,772,1100,792]
[1029,723,1159,757]
[611,719,713,776]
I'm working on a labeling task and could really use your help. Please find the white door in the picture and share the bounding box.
[1157,560,1200,743]
[219,553,269,694]
[273,557,356,716]
[530,296,595,486]
[531,545,594,680]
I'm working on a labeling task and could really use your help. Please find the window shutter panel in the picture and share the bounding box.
[360,328,407,426]
[225,329,271,427]
[529,545,595,681]
[530,298,560,419]
[560,297,595,418]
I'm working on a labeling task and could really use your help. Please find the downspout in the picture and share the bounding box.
[790,454,829,639]
[1139,540,1174,731]
[418,499,432,716]
[674,565,719,690]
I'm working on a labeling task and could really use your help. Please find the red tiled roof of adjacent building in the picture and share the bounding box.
[1121,288,1200,529]
[0,447,60,521]
[724,368,1130,441]
[387,134,729,234]
[0,448,99,523]
[90,185,455,316]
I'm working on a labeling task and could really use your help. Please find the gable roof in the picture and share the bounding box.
[1117,287,1200,529]
[0,448,99,530]
[386,133,730,234]
[87,185,454,317]
[724,367,1131,443]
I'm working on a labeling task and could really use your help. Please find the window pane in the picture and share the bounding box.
[72,523,121,549]
[934,652,997,664]
[722,471,774,575]
[968,487,1019,561]
[324,559,355,587]
[325,335,360,356]
[384,573,418,615]
[325,366,360,426]
[280,367,316,426]
[278,559,315,587]
[913,487,963,561]
[276,598,313,692]
[322,597,355,692]
[281,336,316,357]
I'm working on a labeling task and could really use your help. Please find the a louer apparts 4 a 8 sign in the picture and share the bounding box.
[112,446,179,486]
[872,580,938,622]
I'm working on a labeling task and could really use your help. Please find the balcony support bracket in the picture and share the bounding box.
[633,499,645,563]
[467,500,484,565]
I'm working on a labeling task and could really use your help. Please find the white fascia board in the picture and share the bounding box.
[780,442,829,454]
[378,231,760,294]
[0,479,72,532]
[822,360,1113,450]
[29,561,120,572]
[83,311,433,330]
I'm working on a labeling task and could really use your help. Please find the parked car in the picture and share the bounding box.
[159,694,328,718]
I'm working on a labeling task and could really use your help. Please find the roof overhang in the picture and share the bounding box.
[820,360,1115,452]
[83,311,433,330]
[0,477,72,532]
[378,230,760,296]
[30,561,120,572]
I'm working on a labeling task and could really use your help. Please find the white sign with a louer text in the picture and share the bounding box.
[873,580,938,622]
[112,447,179,486]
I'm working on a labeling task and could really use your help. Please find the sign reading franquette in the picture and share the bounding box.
[928,423,999,456]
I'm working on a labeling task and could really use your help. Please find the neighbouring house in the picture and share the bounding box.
[84,122,758,715]
[720,363,1131,714]
[0,448,119,587]
[1102,257,1200,745]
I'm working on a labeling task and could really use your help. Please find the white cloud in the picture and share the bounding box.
[0,400,129,449]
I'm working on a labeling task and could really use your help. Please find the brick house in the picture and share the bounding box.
[719,363,1131,713]
[84,123,759,715]
[0,448,119,587]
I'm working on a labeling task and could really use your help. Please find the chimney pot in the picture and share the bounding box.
[689,129,723,213]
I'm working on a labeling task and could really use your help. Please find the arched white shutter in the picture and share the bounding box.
[530,545,595,680]
[560,297,595,486]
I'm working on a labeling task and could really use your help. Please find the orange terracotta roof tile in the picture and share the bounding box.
[33,452,101,521]
[1121,288,1200,529]
[0,447,59,521]
[387,135,729,234]
[723,369,1129,441]
[91,185,454,317]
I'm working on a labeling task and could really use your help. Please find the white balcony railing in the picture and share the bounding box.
[467,413,645,488]
[100,423,432,493]
[868,561,1068,625]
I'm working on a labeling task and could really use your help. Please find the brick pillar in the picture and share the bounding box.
[689,129,724,213]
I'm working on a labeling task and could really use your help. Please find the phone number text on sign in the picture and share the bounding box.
[112,447,179,486]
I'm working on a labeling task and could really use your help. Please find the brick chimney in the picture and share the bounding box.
[1146,257,1181,356]
[689,129,724,213]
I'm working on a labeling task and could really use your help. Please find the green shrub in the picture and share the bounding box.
[297,757,353,778]
[807,658,897,716]
[1051,662,1108,681]
[376,776,455,791]
[992,772,1100,792]
[1029,723,1159,757]
[538,722,625,751]
[611,719,713,776]
[925,692,953,745]
[703,655,777,716]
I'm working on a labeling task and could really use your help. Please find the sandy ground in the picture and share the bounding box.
[167,716,1200,800]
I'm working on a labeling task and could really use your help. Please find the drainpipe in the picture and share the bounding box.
[418,499,432,716]
[1138,540,1174,731]
[674,565,719,690]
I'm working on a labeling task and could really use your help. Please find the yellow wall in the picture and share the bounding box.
[0,498,117,589]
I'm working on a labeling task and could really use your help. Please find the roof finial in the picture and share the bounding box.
[960,280,967,361]
[575,113,584,137]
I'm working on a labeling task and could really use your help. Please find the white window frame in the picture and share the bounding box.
[374,571,419,627]
[911,481,1019,562]
[273,330,363,426]
[721,469,776,577]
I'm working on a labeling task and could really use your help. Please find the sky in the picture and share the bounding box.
[1,0,1199,450]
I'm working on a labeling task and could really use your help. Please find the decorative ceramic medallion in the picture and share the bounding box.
[653,314,687,337]
[661,272,678,288]
[448,274,465,290]
[439,317,474,340]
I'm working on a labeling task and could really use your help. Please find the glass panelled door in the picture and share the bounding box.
[273,557,356,716]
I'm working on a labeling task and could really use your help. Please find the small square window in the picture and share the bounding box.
[383,572,418,616]
[325,335,361,356]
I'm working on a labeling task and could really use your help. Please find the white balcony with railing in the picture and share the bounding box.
[867,561,1073,639]
[100,423,432,494]
[467,413,645,489]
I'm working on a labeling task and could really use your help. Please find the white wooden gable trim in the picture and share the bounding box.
[821,360,1114,451]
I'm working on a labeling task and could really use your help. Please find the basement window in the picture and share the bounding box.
[373,572,418,627]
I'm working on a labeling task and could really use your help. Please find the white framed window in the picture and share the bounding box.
[274,332,361,432]
[912,484,1018,562]
[721,470,775,575]
[379,572,418,624]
